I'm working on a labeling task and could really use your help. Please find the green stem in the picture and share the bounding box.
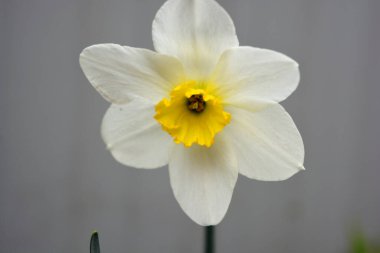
[204,226,215,253]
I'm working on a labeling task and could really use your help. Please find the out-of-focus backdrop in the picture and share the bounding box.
[1,0,379,252]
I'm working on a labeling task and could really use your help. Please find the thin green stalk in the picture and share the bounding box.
[205,226,215,253]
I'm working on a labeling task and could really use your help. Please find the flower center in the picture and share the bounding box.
[187,94,206,113]
[154,81,231,147]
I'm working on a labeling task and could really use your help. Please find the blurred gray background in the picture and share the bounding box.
[1,0,379,252]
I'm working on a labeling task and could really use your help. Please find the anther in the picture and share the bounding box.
[187,94,206,113]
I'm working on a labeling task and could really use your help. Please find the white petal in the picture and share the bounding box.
[224,104,304,181]
[152,0,239,79]
[101,98,173,169]
[212,46,300,109]
[80,44,184,104]
[169,138,238,225]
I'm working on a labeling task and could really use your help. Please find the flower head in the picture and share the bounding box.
[80,0,305,226]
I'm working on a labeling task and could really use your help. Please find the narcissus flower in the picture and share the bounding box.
[80,0,305,225]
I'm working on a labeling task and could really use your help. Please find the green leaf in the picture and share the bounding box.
[351,231,368,253]
[90,231,100,253]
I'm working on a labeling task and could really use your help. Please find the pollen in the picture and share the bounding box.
[187,94,206,113]
[154,81,231,147]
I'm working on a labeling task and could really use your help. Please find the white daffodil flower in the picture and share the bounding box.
[80,0,305,226]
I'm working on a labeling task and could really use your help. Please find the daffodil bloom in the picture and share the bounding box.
[80,0,305,225]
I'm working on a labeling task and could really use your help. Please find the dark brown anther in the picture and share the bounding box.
[187,94,206,113]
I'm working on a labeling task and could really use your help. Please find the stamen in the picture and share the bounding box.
[187,94,206,113]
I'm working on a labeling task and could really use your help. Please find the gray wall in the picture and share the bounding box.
[1,0,379,252]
